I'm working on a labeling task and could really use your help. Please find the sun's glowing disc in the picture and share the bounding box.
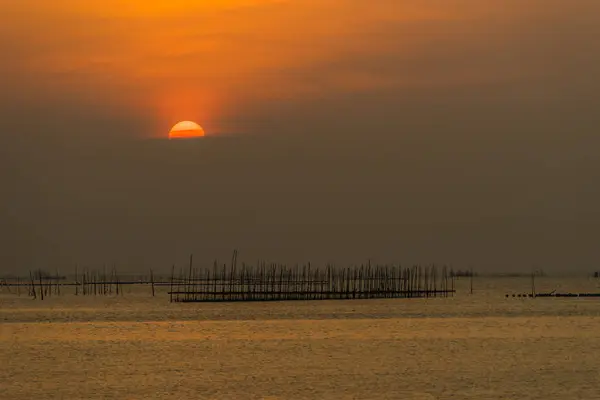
[169,121,205,139]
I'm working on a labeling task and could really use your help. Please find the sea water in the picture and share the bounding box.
[1,277,599,399]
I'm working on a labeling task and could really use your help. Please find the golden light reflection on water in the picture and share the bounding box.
[3,317,599,343]
[2,278,600,398]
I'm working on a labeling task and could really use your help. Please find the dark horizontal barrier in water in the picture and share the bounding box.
[169,290,455,302]
[506,293,600,298]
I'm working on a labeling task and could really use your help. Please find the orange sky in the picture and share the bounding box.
[1,0,599,137]
[2,1,600,272]
[0,0,491,136]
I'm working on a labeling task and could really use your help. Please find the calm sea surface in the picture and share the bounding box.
[1,277,600,399]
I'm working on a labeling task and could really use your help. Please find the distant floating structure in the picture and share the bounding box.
[507,292,600,298]
[505,272,600,298]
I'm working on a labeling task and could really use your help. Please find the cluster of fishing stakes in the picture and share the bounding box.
[9,251,463,302]
[170,251,457,302]
[25,267,126,300]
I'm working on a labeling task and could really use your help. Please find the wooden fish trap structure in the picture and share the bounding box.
[20,266,162,300]
[169,253,455,303]
[24,267,126,300]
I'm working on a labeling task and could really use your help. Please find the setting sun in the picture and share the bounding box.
[168,121,205,139]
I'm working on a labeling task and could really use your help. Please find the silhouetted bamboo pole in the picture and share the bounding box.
[470,267,474,295]
[29,271,36,299]
[38,271,44,300]
[169,265,174,303]
[150,269,155,297]
[187,254,193,302]
[116,267,121,296]
[74,265,79,296]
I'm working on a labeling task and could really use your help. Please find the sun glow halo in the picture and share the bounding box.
[169,121,205,139]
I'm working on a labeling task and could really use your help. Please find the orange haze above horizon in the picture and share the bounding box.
[0,0,581,137]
